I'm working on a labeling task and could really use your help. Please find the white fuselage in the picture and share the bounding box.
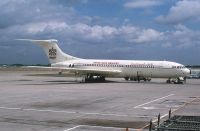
[53,59,191,78]
[22,39,190,80]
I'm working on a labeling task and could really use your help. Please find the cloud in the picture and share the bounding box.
[70,23,118,42]
[0,0,199,64]
[165,24,200,48]
[1,20,163,44]
[135,29,164,43]
[1,19,198,49]
[57,23,163,44]
[26,21,68,34]
[0,0,78,28]
[124,0,163,9]
[0,0,198,49]
[155,0,200,24]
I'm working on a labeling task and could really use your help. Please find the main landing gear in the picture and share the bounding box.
[76,74,106,83]
[85,75,105,82]
[124,76,151,82]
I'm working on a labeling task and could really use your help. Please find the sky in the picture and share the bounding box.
[0,0,200,65]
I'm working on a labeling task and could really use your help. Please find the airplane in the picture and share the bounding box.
[18,39,191,84]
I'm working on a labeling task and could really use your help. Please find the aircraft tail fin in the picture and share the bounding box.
[17,39,79,64]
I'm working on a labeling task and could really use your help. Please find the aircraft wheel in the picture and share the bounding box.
[100,76,105,81]
[148,78,151,82]
[124,77,129,81]
[130,77,134,81]
[166,79,171,83]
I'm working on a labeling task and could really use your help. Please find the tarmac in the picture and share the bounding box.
[0,70,200,131]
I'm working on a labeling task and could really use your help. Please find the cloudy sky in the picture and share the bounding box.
[0,0,200,65]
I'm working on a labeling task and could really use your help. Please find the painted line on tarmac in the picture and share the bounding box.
[134,94,174,109]
[64,125,136,131]
[152,113,168,123]
[0,106,128,117]
[0,107,21,110]
[64,125,82,131]
[92,97,107,102]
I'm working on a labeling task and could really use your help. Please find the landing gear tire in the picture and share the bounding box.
[147,78,151,82]
[137,76,140,83]
[183,77,186,83]
[130,77,134,81]
[166,79,171,83]
[99,76,105,81]
[124,77,129,81]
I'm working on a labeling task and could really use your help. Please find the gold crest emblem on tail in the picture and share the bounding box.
[49,47,57,59]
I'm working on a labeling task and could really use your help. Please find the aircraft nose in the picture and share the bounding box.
[184,68,191,76]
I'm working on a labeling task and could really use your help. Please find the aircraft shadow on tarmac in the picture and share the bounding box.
[19,79,189,86]
[20,80,116,85]
[24,73,200,85]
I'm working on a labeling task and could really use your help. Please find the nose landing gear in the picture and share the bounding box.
[166,77,185,84]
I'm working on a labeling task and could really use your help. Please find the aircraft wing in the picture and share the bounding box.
[23,66,121,76]
[68,68,121,76]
